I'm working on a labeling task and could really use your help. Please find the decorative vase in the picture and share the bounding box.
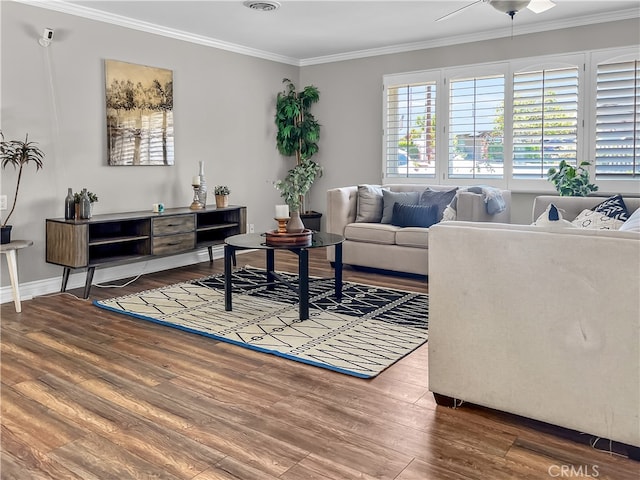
[286,210,305,233]
[1,225,12,244]
[80,188,91,219]
[215,194,229,208]
[64,188,75,220]
[197,161,208,207]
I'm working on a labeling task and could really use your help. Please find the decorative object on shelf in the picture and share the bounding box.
[214,185,230,208]
[547,160,598,196]
[197,161,208,207]
[190,177,203,210]
[105,59,174,166]
[64,188,75,220]
[73,190,99,219]
[152,203,165,213]
[274,78,323,228]
[274,204,290,233]
[79,189,91,219]
[286,210,305,233]
[0,131,45,244]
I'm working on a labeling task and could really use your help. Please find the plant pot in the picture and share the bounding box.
[1,225,12,244]
[215,195,229,208]
[301,211,322,231]
[286,210,305,233]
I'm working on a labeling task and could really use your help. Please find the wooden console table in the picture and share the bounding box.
[46,205,246,298]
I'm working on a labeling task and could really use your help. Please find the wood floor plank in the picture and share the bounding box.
[2,248,638,479]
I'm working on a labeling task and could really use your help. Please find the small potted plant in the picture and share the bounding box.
[547,160,598,196]
[0,132,45,244]
[214,185,230,208]
[73,190,99,218]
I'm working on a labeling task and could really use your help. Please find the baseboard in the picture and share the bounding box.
[0,245,234,305]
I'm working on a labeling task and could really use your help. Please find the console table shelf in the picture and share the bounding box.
[46,205,246,298]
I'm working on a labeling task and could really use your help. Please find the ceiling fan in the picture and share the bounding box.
[436,0,556,22]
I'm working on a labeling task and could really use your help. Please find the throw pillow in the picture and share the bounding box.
[620,208,640,233]
[572,209,625,230]
[533,203,576,229]
[419,188,458,221]
[355,185,386,223]
[592,194,629,221]
[391,203,439,228]
[381,190,420,223]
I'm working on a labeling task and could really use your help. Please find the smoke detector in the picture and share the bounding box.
[243,1,280,12]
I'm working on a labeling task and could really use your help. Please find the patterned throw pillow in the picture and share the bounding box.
[391,203,438,228]
[572,209,625,230]
[592,194,629,221]
[534,203,575,229]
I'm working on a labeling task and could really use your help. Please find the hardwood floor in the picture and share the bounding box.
[2,248,638,479]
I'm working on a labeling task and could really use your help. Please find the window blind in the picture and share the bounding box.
[385,82,436,178]
[512,66,579,179]
[448,75,504,179]
[595,60,640,178]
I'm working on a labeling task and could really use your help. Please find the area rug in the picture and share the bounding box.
[94,267,428,378]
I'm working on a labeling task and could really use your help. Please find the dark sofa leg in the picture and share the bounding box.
[433,393,458,408]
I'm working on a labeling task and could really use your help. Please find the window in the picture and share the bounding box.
[382,46,639,193]
[595,59,640,178]
[448,74,504,179]
[384,81,437,178]
[512,66,579,179]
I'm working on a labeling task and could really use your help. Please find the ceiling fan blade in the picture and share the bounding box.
[527,0,556,14]
[436,0,483,22]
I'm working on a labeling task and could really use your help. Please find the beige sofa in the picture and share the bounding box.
[326,184,511,275]
[428,195,640,456]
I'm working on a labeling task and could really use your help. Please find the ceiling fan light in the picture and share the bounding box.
[243,1,280,12]
[489,0,531,16]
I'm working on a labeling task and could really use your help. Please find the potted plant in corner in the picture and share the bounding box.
[274,78,323,231]
[547,160,599,196]
[0,132,45,244]
[214,185,230,208]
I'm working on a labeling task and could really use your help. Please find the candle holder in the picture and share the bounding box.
[275,217,290,234]
[190,184,203,210]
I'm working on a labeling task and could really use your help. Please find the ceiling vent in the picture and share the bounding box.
[243,1,280,12]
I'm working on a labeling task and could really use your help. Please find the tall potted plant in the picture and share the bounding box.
[274,78,322,230]
[0,132,45,244]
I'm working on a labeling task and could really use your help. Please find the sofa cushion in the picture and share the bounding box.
[534,203,575,229]
[344,222,398,245]
[391,203,438,228]
[396,227,429,248]
[420,188,458,221]
[355,185,387,223]
[381,190,420,223]
[572,209,625,230]
[593,194,630,221]
[620,208,640,232]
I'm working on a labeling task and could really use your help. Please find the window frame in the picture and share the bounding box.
[382,46,640,195]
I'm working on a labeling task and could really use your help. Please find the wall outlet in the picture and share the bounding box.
[0,195,7,211]
[249,223,255,233]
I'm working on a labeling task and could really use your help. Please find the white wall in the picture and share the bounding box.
[1,2,296,287]
[1,1,638,293]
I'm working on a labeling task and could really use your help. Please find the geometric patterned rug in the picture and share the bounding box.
[94,267,428,378]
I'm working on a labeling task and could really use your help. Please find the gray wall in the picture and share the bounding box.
[1,1,638,290]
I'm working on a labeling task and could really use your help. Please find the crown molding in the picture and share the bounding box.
[12,1,640,68]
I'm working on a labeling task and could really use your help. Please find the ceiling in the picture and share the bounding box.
[21,0,640,65]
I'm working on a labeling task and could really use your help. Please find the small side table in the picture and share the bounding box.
[1,240,33,313]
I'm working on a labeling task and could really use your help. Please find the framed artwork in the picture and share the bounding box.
[105,59,174,165]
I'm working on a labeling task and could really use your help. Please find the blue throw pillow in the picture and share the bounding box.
[391,203,439,228]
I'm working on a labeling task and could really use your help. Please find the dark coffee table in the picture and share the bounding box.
[224,232,344,321]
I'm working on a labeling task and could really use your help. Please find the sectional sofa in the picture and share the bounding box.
[428,194,640,457]
[326,184,511,275]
